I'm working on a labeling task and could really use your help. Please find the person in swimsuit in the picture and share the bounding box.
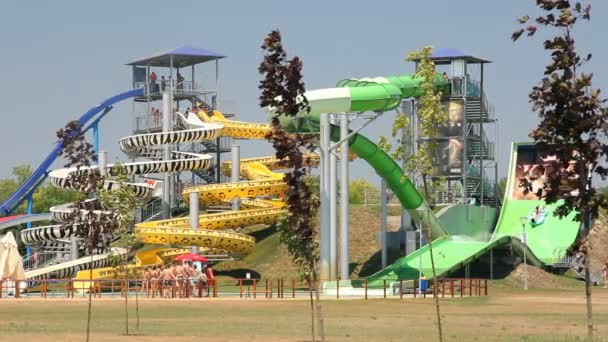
[162,264,176,298]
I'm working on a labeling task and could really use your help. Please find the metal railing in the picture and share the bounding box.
[141,198,162,222]
[135,80,207,96]
[2,277,488,300]
[22,252,60,271]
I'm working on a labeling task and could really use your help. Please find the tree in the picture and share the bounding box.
[99,163,139,335]
[348,178,378,204]
[258,30,325,342]
[380,46,447,342]
[513,1,607,340]
[56,120,116,342]
[498,177,508,197]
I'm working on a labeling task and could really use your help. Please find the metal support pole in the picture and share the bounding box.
[490,248,494,280]
[215,60,219,102]
[25,194,33,257]
[330,148,337,280]
[191,65,195,90]
[215,137,222,183]
[231,145,241,211]
[339,113,350,280]
[495,119,499,202]
[524,237,528,290]
[480,63,484,206]
[98,150,107,176]
[161,92,171,219]
[93,123,99,158]
[319,113,331,280]
[189,191,199,253]
[380,179,388,268]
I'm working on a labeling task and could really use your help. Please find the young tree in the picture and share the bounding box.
[380,46,447,342]
[56,120,114,342]
[258,30,325,342]
[513,1,608,339]
[99,163,139,334]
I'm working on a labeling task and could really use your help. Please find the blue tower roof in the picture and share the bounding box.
[127,45,226,68]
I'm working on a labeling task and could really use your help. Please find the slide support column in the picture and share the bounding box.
[162,92,171,219]
[231,145,241,211]
[380,179,388,268]
[339,113,350,280]
[319,113,331,280]
[189,191,200,253]
[330,145,337,280]
[93,122,99,158]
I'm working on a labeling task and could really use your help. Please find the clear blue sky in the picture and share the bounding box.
[1,0,607,184]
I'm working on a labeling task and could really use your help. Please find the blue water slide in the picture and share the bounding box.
[0,88,144,215]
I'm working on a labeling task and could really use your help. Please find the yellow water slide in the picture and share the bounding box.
[73,111,319,281]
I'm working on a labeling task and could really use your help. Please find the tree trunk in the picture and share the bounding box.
[308,276,316,342]
[582,209,593,340]
[422,176,444,342]
[85,251,94,342]
[312,271,326,342]
[123,255,129,336]
[135,276,140,330]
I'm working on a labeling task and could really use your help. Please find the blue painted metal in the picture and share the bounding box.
[93,123,99,157]
[25,194,33,256]
[86,106,113,159]
[0,88,143,216]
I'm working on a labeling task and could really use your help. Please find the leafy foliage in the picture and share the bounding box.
[258,30,318,279]
[512,0,606,221]
[405,47,448,189]
[379,45,446,342]
[56,121,114,253]
[259,30,325,342]
[513,1,604,339]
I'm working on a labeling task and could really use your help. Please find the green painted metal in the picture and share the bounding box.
[436,204,497,239]
[361,142,581,287]
[277,72,580,287]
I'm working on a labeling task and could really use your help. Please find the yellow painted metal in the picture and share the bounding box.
[198,110,272,139]
[78,112,318,282]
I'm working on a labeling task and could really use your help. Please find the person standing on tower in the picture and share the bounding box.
[161,76,167,91]
[149,71,158,93]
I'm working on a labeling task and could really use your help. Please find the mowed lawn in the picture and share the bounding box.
[1,288,608,341]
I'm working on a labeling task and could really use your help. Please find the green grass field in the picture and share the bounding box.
[1,286,607,341]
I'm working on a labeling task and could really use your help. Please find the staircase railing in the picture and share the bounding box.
[141,198,162,222]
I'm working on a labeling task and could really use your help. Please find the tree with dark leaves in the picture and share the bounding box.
[57,120,117,342]
[513,1,608,339]
[258,30,325,342]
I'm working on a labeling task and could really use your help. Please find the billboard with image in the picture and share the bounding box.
[431,138,463,176]
[511,145,579,200]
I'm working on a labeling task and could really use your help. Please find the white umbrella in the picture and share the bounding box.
[0,232,25,280]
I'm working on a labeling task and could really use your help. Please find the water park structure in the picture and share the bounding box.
[0,45,582,295]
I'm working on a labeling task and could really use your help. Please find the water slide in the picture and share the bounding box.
[0,89,143,216]
[0,214,51,231]
[25,106,318,282]
[360,143,580,286]
[274,73,581,286]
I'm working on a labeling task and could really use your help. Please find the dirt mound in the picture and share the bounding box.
[502,264,580,289]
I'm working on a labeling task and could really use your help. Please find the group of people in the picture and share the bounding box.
[149,71,186,93]
[142,261,215,298]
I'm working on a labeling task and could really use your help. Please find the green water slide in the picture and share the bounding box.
[275,73,450,239]
[361,143,581,286]
[276,74,580,287]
